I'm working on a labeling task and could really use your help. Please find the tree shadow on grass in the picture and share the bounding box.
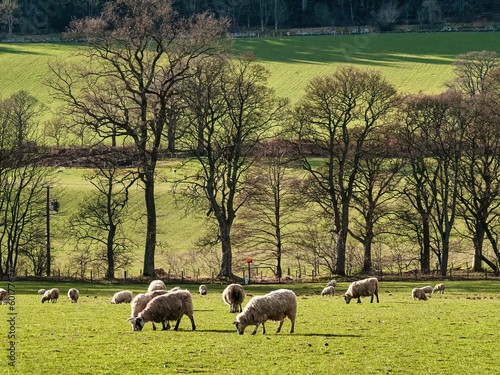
[0,46,47,55]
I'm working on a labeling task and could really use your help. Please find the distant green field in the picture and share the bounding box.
[1,32,500,107]
[1,280,499,374]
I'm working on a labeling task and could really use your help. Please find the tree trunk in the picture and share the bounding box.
[363,239,372,273]
[440,233,450,277]
[472,222,484,272]
[335,230,347,276]
[218,222,233,278]
[106,223,116,279]
[142,171,157,277]
[421,217,431,274]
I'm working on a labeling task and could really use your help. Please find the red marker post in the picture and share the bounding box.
[246,258,252,284]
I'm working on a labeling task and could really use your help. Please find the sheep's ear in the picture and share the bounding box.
[232,321,237,325]
[127,317,134,322]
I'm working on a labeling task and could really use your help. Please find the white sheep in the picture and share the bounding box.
[111,290,133,304]
[321,286,335,297]
[67,288,80,303]
[41,288,60,303]
[147,280,166,293]
[128,290,196,332]
[412,288,428,301]
[0,288,8,304]
[130,290,170,331]
[421,286,433,296]
[169,286,180,292]
[199,285,207,296]
[233,289,297,335]
[223,284,245,313]
[433,283,445,294]
[38,289,46,295]
[344,277,379,304]
[327,280,337,288]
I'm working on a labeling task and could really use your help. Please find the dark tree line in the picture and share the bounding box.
[1,0,500,35]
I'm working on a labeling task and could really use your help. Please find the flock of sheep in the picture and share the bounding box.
[0,277,447,335]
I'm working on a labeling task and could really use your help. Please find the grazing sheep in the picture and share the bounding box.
[199,285,207,296]
[327,280,337,288]
[223,284,245,313]
[128,290,196,332]
[130,290,170,331]
[169,286,180,292]
[433,283,445,294]
[421,286,433,295]
[321,286,335,297]
[38,289,46,295]
[111,290,133,304]
[147,280,166,293]
[41,288,60,303]
[412,288,428,301]
[67,288,80,303]
[344,277,379,304]
[233,289,297,335]
[0,288,8,304]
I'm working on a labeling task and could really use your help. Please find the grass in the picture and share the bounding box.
[1,280,499,374]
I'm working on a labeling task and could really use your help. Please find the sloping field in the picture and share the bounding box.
[1,32,500,106]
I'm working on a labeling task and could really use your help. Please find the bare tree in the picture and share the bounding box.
[293,65,398,276]
[0,0,18,35]
[68,152,137,279]
[43,116,69,148]
[179,53,288,279]
[450,51,500,96]
[48,0,230,277]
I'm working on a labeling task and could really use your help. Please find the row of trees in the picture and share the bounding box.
[3,0,500,280]
[1,0,499,35]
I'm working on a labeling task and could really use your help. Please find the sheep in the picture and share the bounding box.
[130,290,170,331]
[412,288,428,301]
[321,286,335,297]
[128,290,196,332]
[421,286,433,296]
[111,290,133,304]
[199,285,207,296]
[222,284,245,313]
[169,286,180,292]
[147,280,166,293]
[433,283,445,294]
[38,289,46,295]
[41,288,60,303]
[344,277,379,304]
[67,288,80,303]
[233,289,297,335]
[327,280,337,288]
[0,288,8,304]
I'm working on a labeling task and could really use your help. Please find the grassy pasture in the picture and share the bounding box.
[1,33,500,109]
[1,280,499,374]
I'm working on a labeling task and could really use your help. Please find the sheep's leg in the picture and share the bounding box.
[375,293,379,303]
[189,316,196,331]
[152,323,156,331]
[370,295,374,303]
[239,304,242,313]
[357,297,361,303]
[161,322,168,331]
[289,319,295,334]
[276,320,283,333]
[174,319,181,331]
[262,323,266,334]
[251,323,260,335]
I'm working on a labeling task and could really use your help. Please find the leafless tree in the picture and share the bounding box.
[450,51,500,96]
[179,53,288,279]
[0,0,18,35]
[293,65,398,276]
[47,0,230,277]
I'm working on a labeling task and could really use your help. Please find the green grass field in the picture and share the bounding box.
[1,281,499,374]
[1,33,500,107]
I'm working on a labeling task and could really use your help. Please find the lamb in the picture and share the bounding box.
[412,288,428,301]
[111,290,133,304]
[421,286,433,295]
[321,286,335,297]
[41,288,60,303]
[0,288,8,304]
[67,288,80,303]
[147,280,166,293]
[128,290,196,332]
[433,283,445,294]
[199,285,207,296]
[222,284,245,313]
[233,289,297,335]
[327,280,337,288]
[344,277,379,304]
[130,290,170,330]
[38,289,46,295]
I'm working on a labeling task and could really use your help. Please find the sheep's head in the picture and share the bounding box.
[128,316,145,331]
[344,293,352,304]
[233,319,247,335]
[41,297,47,303]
